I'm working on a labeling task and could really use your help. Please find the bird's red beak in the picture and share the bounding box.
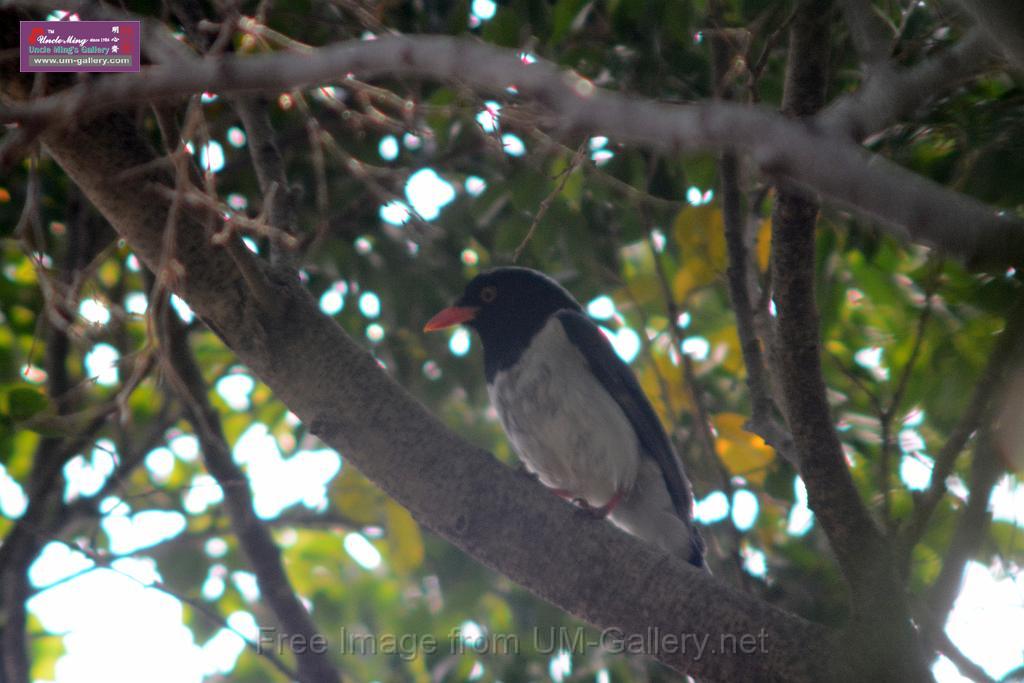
[423,305,479,332]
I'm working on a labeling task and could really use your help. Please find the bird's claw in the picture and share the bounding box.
[571,498,610,519]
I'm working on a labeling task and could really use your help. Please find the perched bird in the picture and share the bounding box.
[425,267,705,568]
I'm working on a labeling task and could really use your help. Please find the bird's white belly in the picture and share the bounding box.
[488,318,640,507]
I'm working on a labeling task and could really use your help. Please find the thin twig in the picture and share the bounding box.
[900,300,1024,567]
[93,559,301,682]
[512,141,587,262]
[157,299,339,683]
[709,18,796,466]
[642,229,753,591]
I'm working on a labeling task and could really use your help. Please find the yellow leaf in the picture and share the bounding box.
[713,412,775,485]
[619,272,662,307]
[825,340,846,355]
[332,471,384,525]
[756,218,772,272]
[673,204,726,265]
[672,267,697,303]
[99,260,120,288]
[385,500,424,574]
[672,205,727,299]
[480,593,514,632]
[639,352,692,429]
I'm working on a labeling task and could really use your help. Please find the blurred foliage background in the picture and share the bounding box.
[1,0,1023,681]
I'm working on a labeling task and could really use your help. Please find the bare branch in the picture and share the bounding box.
[878,286,936,533]
[839,0,894,66]
[2,34,1021,266]
[636,226,751,588]
[954,0,1024,73]
[821,27,995,140]
[32,99,835,681]
[717,149,795,462]
[708,15,796,465]
[914,314,1024,619]
[513,141,586,262]
[156,302,340,683]
[899,301,1024,564]
[234,97,301,260]
[927,626,997,683]
[925,429,1002,628]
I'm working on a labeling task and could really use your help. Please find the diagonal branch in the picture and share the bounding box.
[924,428,1003,630]
[821,26,994,140]
[2,32,1021,266]
[917,305,1024,631]
[954,0,1024,73]
[838,0,894,66]
[31,99,834,681]
[899,300,1024,566]
[156,300,340,683]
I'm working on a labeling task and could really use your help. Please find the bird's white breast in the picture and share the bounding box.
[487,317,640,507]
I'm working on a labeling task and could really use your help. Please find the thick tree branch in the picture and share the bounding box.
[2,33,1021,266]
[31,102,837,681]
[770,4,927,680]
[772,0,880,593]
[820,27,994,140]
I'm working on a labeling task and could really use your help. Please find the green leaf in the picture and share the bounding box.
[550,0,588,44]
[6,386,49,420]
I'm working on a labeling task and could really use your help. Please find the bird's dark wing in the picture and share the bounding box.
[556,310,694,520]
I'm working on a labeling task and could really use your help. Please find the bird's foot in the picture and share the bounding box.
[571,491,626,519]
[571,498,607,519]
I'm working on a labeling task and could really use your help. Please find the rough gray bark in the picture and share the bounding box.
[36,109,834,682]
[770,3,930,681]
[2,34,1021,267]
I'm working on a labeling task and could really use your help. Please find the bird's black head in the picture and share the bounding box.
[424,267,582,376]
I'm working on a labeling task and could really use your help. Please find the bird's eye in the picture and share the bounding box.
[480,285,498,303]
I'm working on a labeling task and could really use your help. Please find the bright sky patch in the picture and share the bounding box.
[406,168,456,220]
[379,135,399,161]
[359,291,381,318]
[84,343,119,386]
[344,532,382,570]
[695,490,729,524]
[449,328,471,356]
